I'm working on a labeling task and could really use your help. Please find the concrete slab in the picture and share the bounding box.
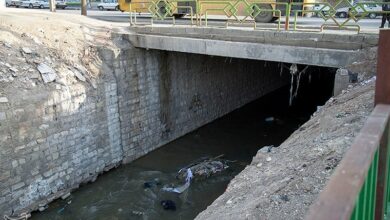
[126,27,377,67]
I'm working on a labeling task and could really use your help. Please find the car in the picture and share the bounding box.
[313,4,331,12]
[20,0,44,8]
[5,0,22,7]
[313,4,331,17]
[56,0,67,9]
[38,0,49,8]
[97,0,119,11]
[336,3,382,19]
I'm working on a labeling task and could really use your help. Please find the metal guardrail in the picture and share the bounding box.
[305,29,390,220]
[128,0,390,32]
[290,1,390,32]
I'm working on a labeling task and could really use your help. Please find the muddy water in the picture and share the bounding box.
[31,86,319,220]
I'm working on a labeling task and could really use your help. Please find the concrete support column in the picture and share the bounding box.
[0,0,5,8]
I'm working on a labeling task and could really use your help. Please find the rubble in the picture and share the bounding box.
[73,70,86,82]
[0,97,9,103]
[37,63,57,83]
[21,47,32,54]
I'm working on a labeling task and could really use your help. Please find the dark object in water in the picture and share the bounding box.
[143,178,161,188]
[161,200,176,211]
[143,182,154,188]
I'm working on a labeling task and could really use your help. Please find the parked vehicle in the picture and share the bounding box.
[56,0,67,9]
[336,3,382,19]
[5,0,22,7]
[39,0,49,8]
[20,0,44,8]
[119,0,280,23]
[97,0,119,11]
[313,4,331,16]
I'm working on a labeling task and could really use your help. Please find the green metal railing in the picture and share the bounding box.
[290,1,390,32]
[350,149,379,220]
[305,29,390,220]
[128,0,390,32]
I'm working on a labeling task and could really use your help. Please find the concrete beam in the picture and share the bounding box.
[127,33,367,68]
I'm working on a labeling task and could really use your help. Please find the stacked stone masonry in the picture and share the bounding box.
[0,34,288,215]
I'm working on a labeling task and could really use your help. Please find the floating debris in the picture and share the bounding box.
[163,168,192,194]
[176,155,230,181]
[161,200,176,211]
[143,178,161,188]
[132,210,144,215]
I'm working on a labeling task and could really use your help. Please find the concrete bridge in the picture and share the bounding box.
[127,26,379,68]
[0,10,383,217]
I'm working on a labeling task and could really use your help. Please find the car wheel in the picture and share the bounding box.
[29,3,33,8]
[39,4,43,8]
[253,4,273,23]
[339,12,347,18]
[368,13,376,19]
[98,6,104,10]
[6,2,9,6]
[173,13,185,19]
[115,6,119,11]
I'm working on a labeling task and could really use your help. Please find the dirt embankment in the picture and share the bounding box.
[196,78,375,220]
[0,9,124,90]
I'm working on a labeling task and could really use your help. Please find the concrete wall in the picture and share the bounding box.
[0,35,288,215]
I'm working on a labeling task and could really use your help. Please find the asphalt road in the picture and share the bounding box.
[7,7,384,32]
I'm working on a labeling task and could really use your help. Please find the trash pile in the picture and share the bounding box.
[176,155,230,181]
[142,155,232,211]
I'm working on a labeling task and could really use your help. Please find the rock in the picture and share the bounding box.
[266,157,272,162]
[74,70,86,82]
[38,204,48,212]
[280,194,289,202]
[61,192,71,200]
[37,63,56,83]
[39,124,49,130]
[258,145,274,154]
[74,64,87,74]
[0,97,9,103]
[256,163,263,168]
[265,117,275,122]
[21,47,32,54]
[9,67,18,73]
[226,199,233,204]
[0,112,6,121]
